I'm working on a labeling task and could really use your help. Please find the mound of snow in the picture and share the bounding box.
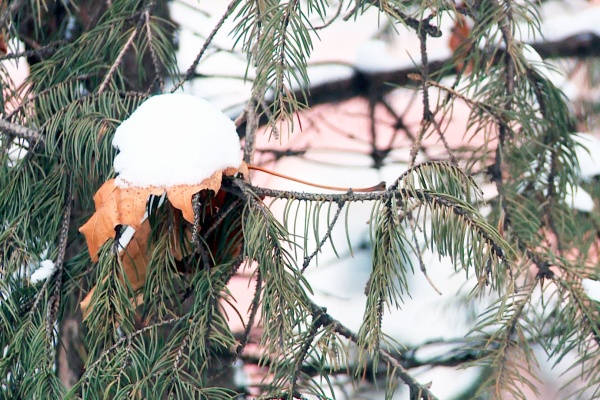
[112,93,241,188]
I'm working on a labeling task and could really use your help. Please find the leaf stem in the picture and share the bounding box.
[247,165,386,193]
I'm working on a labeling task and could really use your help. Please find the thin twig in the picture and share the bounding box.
[244,97,259,164]
[144,10,164,92]
[309,301,440,399]
[0,41,66,62]
[0,119,42,144]
[46,176,72,368]
[302,201,344,272]
[98,4,154,94]
[170,0,239,92]
[313,0,343,30]
[410,25,433,167]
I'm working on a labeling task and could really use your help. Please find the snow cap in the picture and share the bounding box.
[112,93,241,188]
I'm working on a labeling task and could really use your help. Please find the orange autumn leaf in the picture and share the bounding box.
[118,184,165,227]
[79,179,162,261]
[79,179,120,262]
[79,163,246,262]
[121,219,152,291]
[166,170,223,223]
[449,15,472,73]
[80,219,152,317]
[0,33,7,56]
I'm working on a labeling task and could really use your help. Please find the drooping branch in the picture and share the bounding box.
[237,32,600,136]
[309,301,440,400]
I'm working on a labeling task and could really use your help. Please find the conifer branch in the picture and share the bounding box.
[98,28,139,94]
[143,10,164,92]
[79,316,182,381]
[0,119,42,144]
[0,0,23,27]
[98,3,155,94]
[302,201,344,272]
[310,301,440,400]
[0,41,66,62]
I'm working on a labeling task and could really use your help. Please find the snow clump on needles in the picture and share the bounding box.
[112,93,241,188]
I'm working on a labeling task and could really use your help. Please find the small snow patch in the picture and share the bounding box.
[355,39,412,73]
[112,93,241,188]
[582,278,600,302]
[31,259,56,284]
[572,133,600,181]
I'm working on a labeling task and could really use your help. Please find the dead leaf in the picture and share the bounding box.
[0,33,7,56]
[449,15,472,73]
[118,184,164,228]
[166,170,223,223]
[79,286,95,315]
[121,218,152,291]
[79,179,122,262]
[79,179,162,261]
[80,161,247,268]
[80,220,152,316]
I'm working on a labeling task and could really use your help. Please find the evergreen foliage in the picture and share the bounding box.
[1,0,599,399]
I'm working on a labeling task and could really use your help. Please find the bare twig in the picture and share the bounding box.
[98,27,140,94]
[309,301,440,399]
[143,10,164,92]
[244,97,259,164]
[170,0,239,92]
[0,119,42,144]
[98,4,155,94]
[46,177,72,368]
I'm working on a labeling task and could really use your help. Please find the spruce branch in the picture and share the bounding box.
[0,41,66,62]
[475,280,541,398]
[0,119,42,144]
[46,176,72,368]
[143,9,164,92]
[302,201,344,272]
[345,0,441,38]
[78,316,183,383]
[98,28,139,94]
[98,3,155,94]
[309,301,440,400]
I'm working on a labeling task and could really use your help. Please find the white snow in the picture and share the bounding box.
[30,260,56,284]
[522,44,578,100]
[565,184,595,212]
[355,39,414,73]
[572,133,600,180]
[112,93,241,188]
[582,278,600,302]
[538,1,600,42]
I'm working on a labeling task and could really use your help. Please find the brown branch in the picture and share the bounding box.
[236,33,600,136]
[0,119,42,144]
[309,301,440,400]
[98,3,155,94]
[170,0,239,93]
